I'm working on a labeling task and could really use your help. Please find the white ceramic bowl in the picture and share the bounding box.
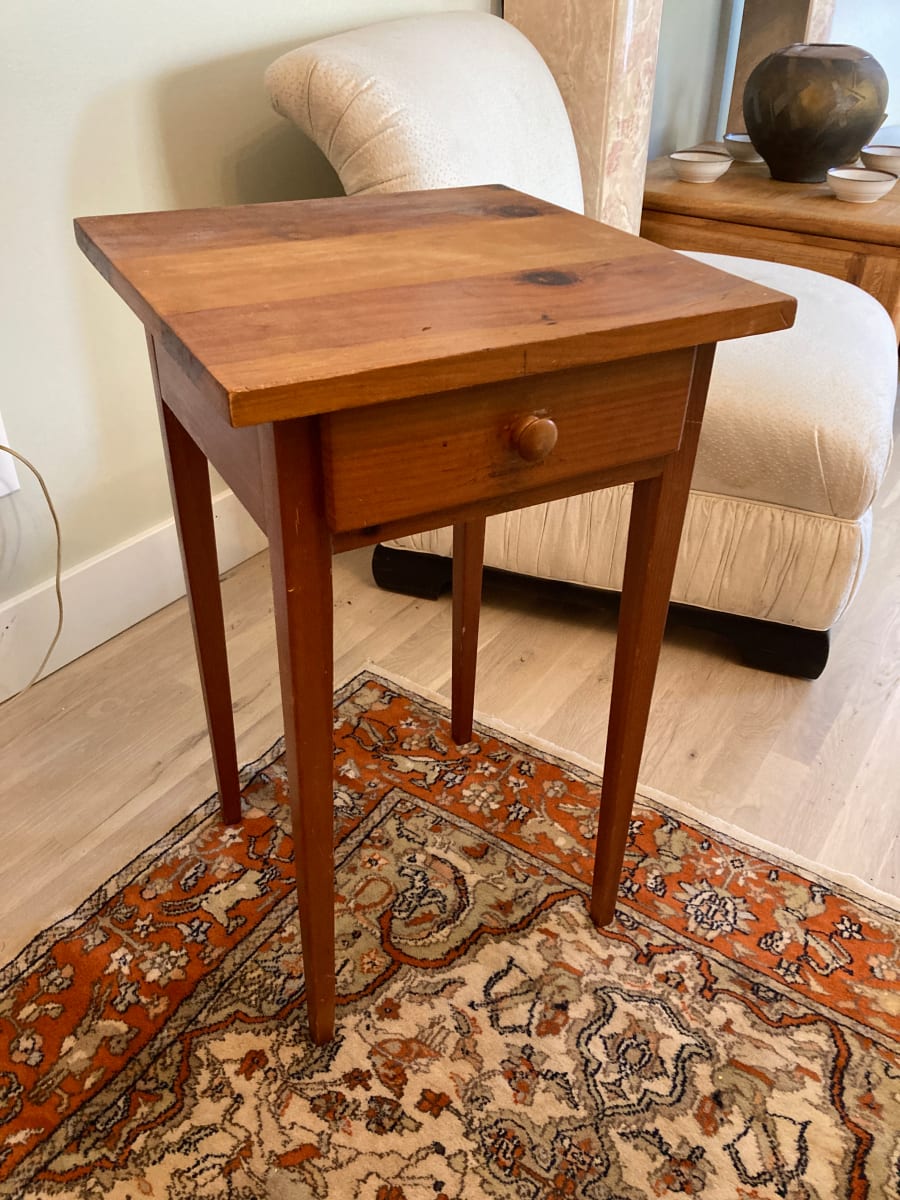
[860,144,900,175]
[826,167,897,203]
[669,151,732,183]
[723,133,763,162]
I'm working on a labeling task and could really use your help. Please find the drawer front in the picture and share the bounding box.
[321,348,694,533]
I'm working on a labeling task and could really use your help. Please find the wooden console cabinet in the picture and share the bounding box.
[642,156,900,338]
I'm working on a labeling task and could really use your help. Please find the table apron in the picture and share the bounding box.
[330,457,668,551]
[154,338,268,532]
[153,337,701,554]
[321,349,695,533]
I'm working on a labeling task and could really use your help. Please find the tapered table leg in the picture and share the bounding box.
[148,335,241,825]
[260,418,336,1045]
[590,344,717,926]
[451,518,486,744]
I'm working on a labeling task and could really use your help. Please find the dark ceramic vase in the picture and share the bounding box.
[743,44,888,183]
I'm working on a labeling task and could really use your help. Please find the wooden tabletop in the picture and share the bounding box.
[644,156,900,249]
[75,185,795,428]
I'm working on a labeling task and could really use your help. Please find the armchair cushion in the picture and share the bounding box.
[686,253,896,520]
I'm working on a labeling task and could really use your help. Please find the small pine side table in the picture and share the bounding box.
[75,185,793,1043]
[642,156,900,339]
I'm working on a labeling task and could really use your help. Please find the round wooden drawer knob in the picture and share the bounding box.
[510,414,558,462]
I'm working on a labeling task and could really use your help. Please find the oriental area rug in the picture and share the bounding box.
[1,673,898,1200]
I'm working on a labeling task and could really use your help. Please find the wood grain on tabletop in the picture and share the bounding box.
[643,157,900,246]
[74,185,795,427]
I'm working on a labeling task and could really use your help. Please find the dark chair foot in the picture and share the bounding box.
[370,545,831,679]
[726,617,830,679]
[667,605,829,678]
[371,542,453,600]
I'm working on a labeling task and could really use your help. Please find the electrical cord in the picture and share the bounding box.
[0,444,64,701]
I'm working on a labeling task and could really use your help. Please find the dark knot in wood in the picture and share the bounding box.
[519,269,579,287]
[496,204,542,219]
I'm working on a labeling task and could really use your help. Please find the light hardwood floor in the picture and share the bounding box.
[3,414,898,964]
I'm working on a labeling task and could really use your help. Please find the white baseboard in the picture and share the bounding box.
[0,490,267,702]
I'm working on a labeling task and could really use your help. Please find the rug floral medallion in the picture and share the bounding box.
[1,674,898,1200]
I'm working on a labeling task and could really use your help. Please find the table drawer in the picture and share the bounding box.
[321,348,695,533]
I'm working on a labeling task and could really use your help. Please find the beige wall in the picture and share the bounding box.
[0,0,496,606]
[648,0,734,158]
[832,0,900,128]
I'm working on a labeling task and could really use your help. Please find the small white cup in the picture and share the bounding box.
[723,133,763,162]
[859,144,900,175]
[669,151,732,183]
[825,167,897,203]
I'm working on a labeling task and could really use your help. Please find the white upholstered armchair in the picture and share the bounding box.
[266,11,897,677]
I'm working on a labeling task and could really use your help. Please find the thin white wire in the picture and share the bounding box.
[0,444,64,700]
